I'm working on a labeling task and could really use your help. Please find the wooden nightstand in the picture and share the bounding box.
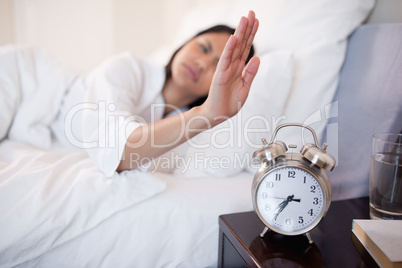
[218,197,371,267]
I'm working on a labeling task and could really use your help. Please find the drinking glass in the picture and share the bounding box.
[369,133,402,220]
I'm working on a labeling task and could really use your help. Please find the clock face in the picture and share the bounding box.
[255,166,325,235]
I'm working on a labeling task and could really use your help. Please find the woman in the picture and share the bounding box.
[54,10,259,176]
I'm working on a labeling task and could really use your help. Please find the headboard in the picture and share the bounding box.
[325,22,402,200]
[365,0,402,23]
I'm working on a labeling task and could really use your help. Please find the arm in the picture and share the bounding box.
[117,11,260,172]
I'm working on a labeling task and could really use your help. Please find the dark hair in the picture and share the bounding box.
[165,25,255,109]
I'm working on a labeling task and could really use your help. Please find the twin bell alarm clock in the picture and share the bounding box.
[251,123,336,243]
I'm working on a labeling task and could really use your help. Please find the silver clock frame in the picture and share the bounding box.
[250,123,335,243]
[251,153,332,237]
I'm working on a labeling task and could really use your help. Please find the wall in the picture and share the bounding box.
[0,0,14,45]
[0,0,209,73]
[11,0,115,72]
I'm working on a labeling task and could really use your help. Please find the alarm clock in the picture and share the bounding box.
[251,123,336,243]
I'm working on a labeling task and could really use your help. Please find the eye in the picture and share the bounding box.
[199,43,208,54]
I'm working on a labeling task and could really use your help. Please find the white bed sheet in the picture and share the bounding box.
[0,140,254,268]
[0,140,167,267]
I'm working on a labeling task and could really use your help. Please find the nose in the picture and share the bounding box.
[195,55,216,73]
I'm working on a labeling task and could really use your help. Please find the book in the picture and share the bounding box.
[352,219,402,268]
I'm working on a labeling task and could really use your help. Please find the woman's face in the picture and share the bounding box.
[170,32,230,101]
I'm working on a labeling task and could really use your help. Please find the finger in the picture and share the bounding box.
[231,16,248,62]
[239,11,256,56]
[242,56,260,89]
[216,34,237,71]
[241,18,259,62]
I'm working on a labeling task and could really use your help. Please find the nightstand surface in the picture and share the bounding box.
[218,197,371,268]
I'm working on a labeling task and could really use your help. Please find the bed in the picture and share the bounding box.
[1,0,401,267]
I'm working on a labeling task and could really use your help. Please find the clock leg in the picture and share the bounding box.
[305,232,314,244]
[260,226,269,238]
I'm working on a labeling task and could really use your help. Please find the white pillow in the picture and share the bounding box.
[257,0,375,147]
[162,0,375,177]
[153,0,375,176]
[174,50,294,177]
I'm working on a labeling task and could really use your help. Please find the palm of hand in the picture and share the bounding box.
[202,11,260,124]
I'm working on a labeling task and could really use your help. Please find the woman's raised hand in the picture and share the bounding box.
[118,11,259,172]
[201,10,260,124]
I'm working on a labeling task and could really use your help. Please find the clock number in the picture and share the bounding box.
[288,171,296,178]
[310,185,316,193]
[285,218,292,225]
[298,216,304,224]
[264,204,271,211]
[313,197,319,205]
[303,176,307,183]
[275,174,281,181]
[262,192,268,199]
[266,181,274,188]
[308,209,314,216]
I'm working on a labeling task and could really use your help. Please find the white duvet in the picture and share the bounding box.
[0,46,166,267]
[0,140,166,267]
[0,45,77,149]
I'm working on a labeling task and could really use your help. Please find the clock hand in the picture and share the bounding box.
[273,195,301,220]
[268,195,301,201]
[273,197,291,220]
[288,195,301,202]
[273,206,287,221]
